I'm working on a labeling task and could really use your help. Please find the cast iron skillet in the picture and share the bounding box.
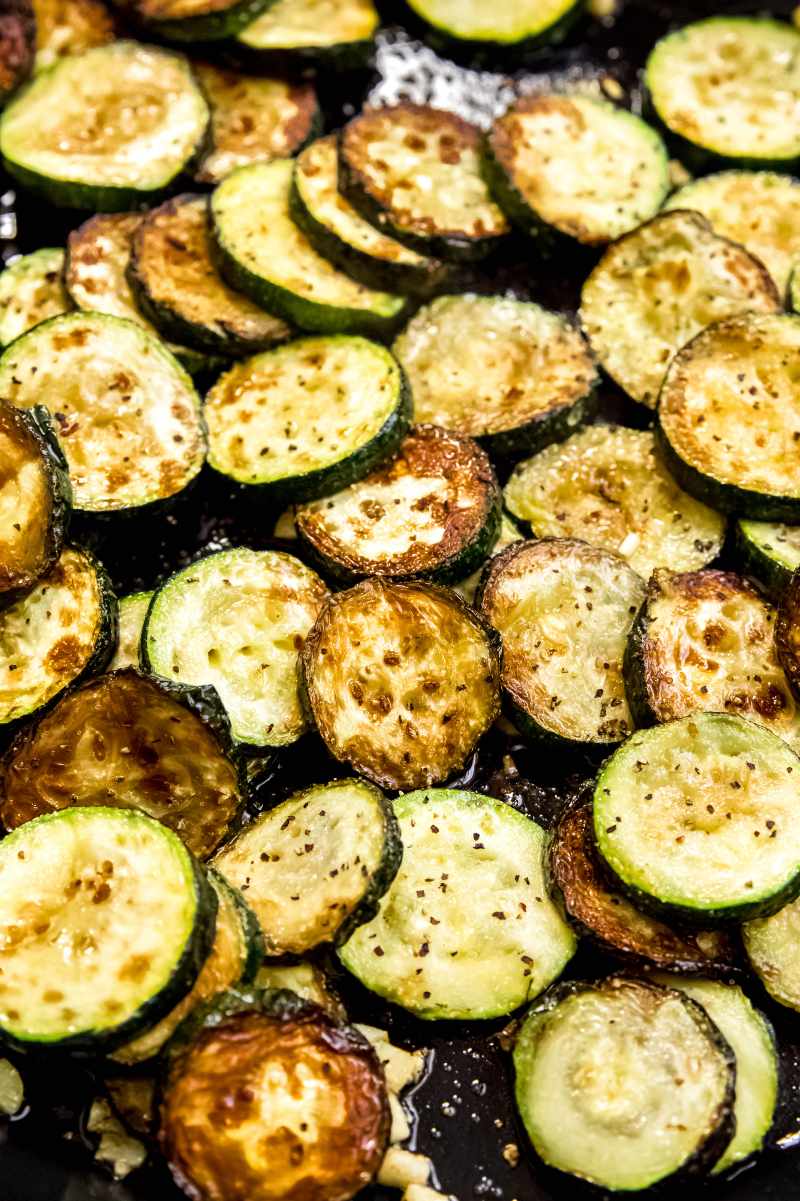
[2,2,800,1199]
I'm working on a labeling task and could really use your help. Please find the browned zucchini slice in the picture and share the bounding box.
[301,579,501,791]
[295,424,501,585]
[339,103,509,262]
[0,0,33,106]
[192,61,318,187]
[160,989,389,1201]
[549,803,738,972]
[0,669,242,858]
[0,247,71,347]
[113,0,274,44]
[32,0,114,72]
[776,569,800,703]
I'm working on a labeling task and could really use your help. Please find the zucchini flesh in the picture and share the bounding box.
[664,171,800,299]
[0,669,242,859]
[657,313,800,519]
[486,94,669,246]
[193,61,319,187]
[393,294,597,457]
[301,579,501,792]
[237,0,378,57]
[504,425,725,580]
[160,989,389,1201]
[745,893,800,1012]
[295,424,501,585]
[105,1076,156,1139]
[211,159,407,337]
[580,210,780,408]
[32,0,115,73]
[513,977,736,1191]
[595,713,800,922]
[339,789,576,1019]
[339,104,509,263]
[0,546,115,728]
[405,0,580,46]
[0,247,71,347]
[0,401,71,606]
[626,568,800,750]
[0,42,210,210]
[213,778,401,955]
[108,590,152,670]
[479,538,644,747]
[121,0,275,43]
[143,548,328,751]
[776,569,800,701]
[204,335,410,500]
[0,312,206,514]
[737,520,800,598]
[651,975,778,1174]
[550,804,737,973]
[0,806,215,1050]
[646,18,800,168]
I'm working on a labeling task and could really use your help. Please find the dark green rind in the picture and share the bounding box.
[395,0,585,66]
[127,0,275,44]
[230,34,377,74]
[206,868,264,984]
[480,381,598,461]
[775,570,800,703]
[0,809,218,1055]
[0,0,35,108]
[480,133,558,256]
[734,521,798,600]
[621,599,659,730]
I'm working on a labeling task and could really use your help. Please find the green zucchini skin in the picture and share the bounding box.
[622,599,658,730]
[214,873,264,984]
[232,0,381,73]
[735,520,800,599]
[231,35,377,73]
[122,0,276,44]
[395,0,585,65]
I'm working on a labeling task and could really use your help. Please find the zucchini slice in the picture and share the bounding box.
[513,977,736,1191]
[402,0,582,54]
[663,171,800,300]
[300,579,501,792]
[204,335,410,501]
[0,806,216,1052]
[211,159,407,338]
[0,312,206,514]
[776,569,800,702]
[108,590,152,670]
[254,959,346,1021]
[0,0,34,107]
[579,210,780,408]
[31,0,115,73]
[0,545,115,730]
[339,104,509,264]
[0,42,209,211]
[160,988,389,1201]
[393,294,597,459]
[745,893,800,1012]
[213,778,401,955]
[504,425,725,580]
[484,94,669,247]
[479,538,644,748]
[595,713,800,923]
[117,0,274,43]
[646,17,800,171]
[0,400,71,608]
[129,195,291,358]
[651,975,778,1174]
[143,548,328,753]
[235,0,379,70]
[736,521,800,599]
[291,135,447,295]
[657,313,800,520]
[339,789,576,1020]
[0,247,71,347]
[192,61,318,187]
[626,569,800,749]
[295,424,501,585]
[112,871,261,1064]
[0,668,242,859]
[549,803,737,973]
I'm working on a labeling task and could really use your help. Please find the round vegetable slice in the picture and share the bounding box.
[745,893,800,1012]
[402,0,581,54]
[594,713,800,923]
[0,669,242,859]
[160,988,389,1201]
[0,42,210,210]
[775,569,800,702]
[31,0,115,73]
[479,538,644,748]
[484,93,669,247]
[301,579,501,791]
[736,521,800,599]
[295,424,501,585]
[129,195,292,358]
[0,400,71,608]
[0,247,71,347]
[108,590,152,670]
[117,0,274,43]
[204,336,410,501]
[0,806,216,1051]
[340,789,576,1019]
[0,312,206,514]
[393,294,597,458]
[579,210,780,408]
[549,803,737,973]
[513,977,736,1191]
[504,425,725,580]
[211,159,407,338]
[339,104,509,263]
[213,778,401,955]
[143,548,328,753]
[235,0,379,71]
[657,313,800,520]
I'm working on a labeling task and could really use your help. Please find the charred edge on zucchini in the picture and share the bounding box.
[234,0,380,71]
[736,520,800,600]
[775,569,800,704]
[117,0,275,45]
[0,247,71,347]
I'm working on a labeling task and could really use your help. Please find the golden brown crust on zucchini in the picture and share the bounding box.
[32,0,114,72]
